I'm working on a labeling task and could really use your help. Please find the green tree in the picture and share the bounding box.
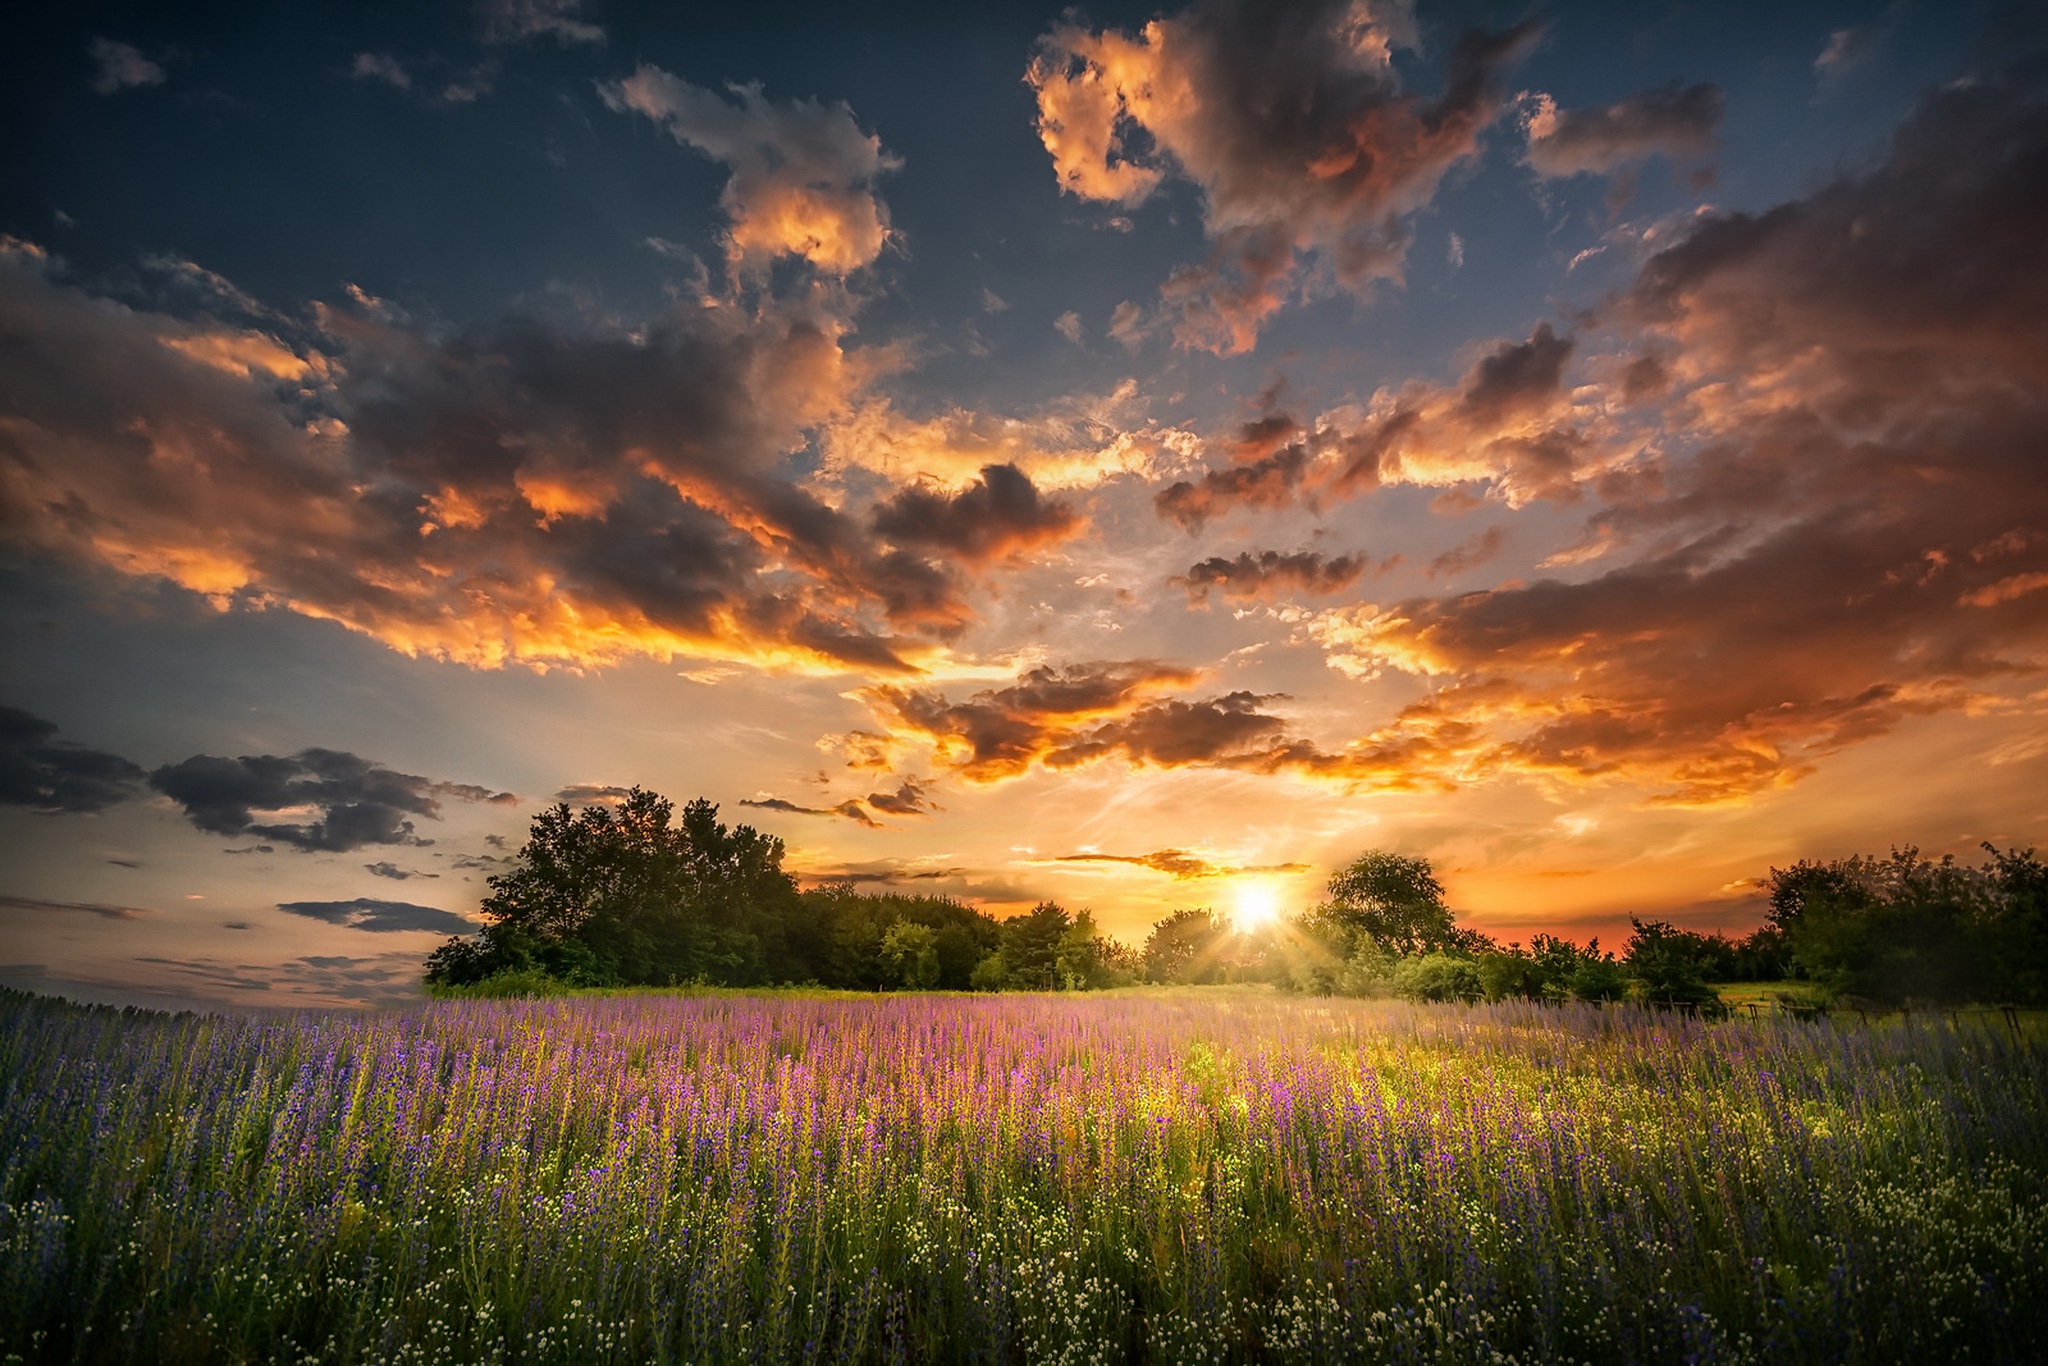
[1622,918,1718,1007]
[1142,908,1226,984]
[1392,952,1482,1002]
[1323,851,1458,956]
[423,788,803,989]
[878,920,941,990]
[1001,901,1072,989]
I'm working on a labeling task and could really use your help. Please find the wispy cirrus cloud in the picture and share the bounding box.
[0,894,156,920]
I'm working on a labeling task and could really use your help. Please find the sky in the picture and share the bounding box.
[3,0,2046,1010]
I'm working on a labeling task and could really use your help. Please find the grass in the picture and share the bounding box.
[1713,980,1834,1011]
[1,985,2044,1363]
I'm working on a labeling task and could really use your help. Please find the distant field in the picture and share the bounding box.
[3,988,2045,1364]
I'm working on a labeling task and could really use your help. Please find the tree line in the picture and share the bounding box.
[424,788,2047,1007]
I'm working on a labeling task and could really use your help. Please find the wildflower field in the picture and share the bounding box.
[2,988,2044,1364]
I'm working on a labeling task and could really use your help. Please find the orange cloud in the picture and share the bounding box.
[1276,70,2048,805]
[0,245,1028,678]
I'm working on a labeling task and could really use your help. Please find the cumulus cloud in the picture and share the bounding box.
[1521,80,1722,195]
[277,898,476,933]
[0,705,146,813]
[1028,0,1539,352]
[1155,414,1314,531]
[1294,67,2048,805]
[1176,549,1372,602]
[872,464,1080,565]
[603,66,897,276]
[87,39,165,95]
[148,749,513,852]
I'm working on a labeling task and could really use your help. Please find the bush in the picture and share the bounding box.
[970,951,1009,992]
[1337,941,1397,997]
[1392,953,1482,1003]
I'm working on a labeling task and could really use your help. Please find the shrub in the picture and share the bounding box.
[1391,952,1482,1002]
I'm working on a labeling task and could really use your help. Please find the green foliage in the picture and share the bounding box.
[1335,939,1396,997]
[1765,844,2048,1005]
[877,921,940,990]
[424,789,808,989]
[969,950,1008,992]
[1141,908,1227,984]
[1622,918,1720,1007]
[1000,901,1072,989]
[1391,952,1482,1002]
[423,967,569,1000]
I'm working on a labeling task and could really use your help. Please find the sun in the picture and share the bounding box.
[1232,880,1281,933]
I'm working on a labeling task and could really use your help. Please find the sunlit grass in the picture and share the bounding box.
[2,985,2044,1362]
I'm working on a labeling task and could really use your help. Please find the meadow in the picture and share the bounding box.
[2,987,2044,1364]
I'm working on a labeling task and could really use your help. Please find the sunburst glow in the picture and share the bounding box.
[1232,880,1281,932]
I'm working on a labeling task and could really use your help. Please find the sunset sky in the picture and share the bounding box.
[4,0,2046,1009]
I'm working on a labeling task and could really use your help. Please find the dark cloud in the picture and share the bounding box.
[864,777,934,816]
[872,465,1080,563]
[1177,549,1371,602]
[0,894,155,920]
[742,779,932,826]
[364,861,437,881]
[1054,849,1311,879]
[556,783,638,805]
[1458,323,1576,425]
[1156,444,1310,531]
[1048,691,1291,769]
[1522,81,1722,186]
[149,749,508,852]
[1031,0,1540,351]
[276,898,476,934]
[737,796,834,816]
[0,705,146,814]
[1316,321,1594,505]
